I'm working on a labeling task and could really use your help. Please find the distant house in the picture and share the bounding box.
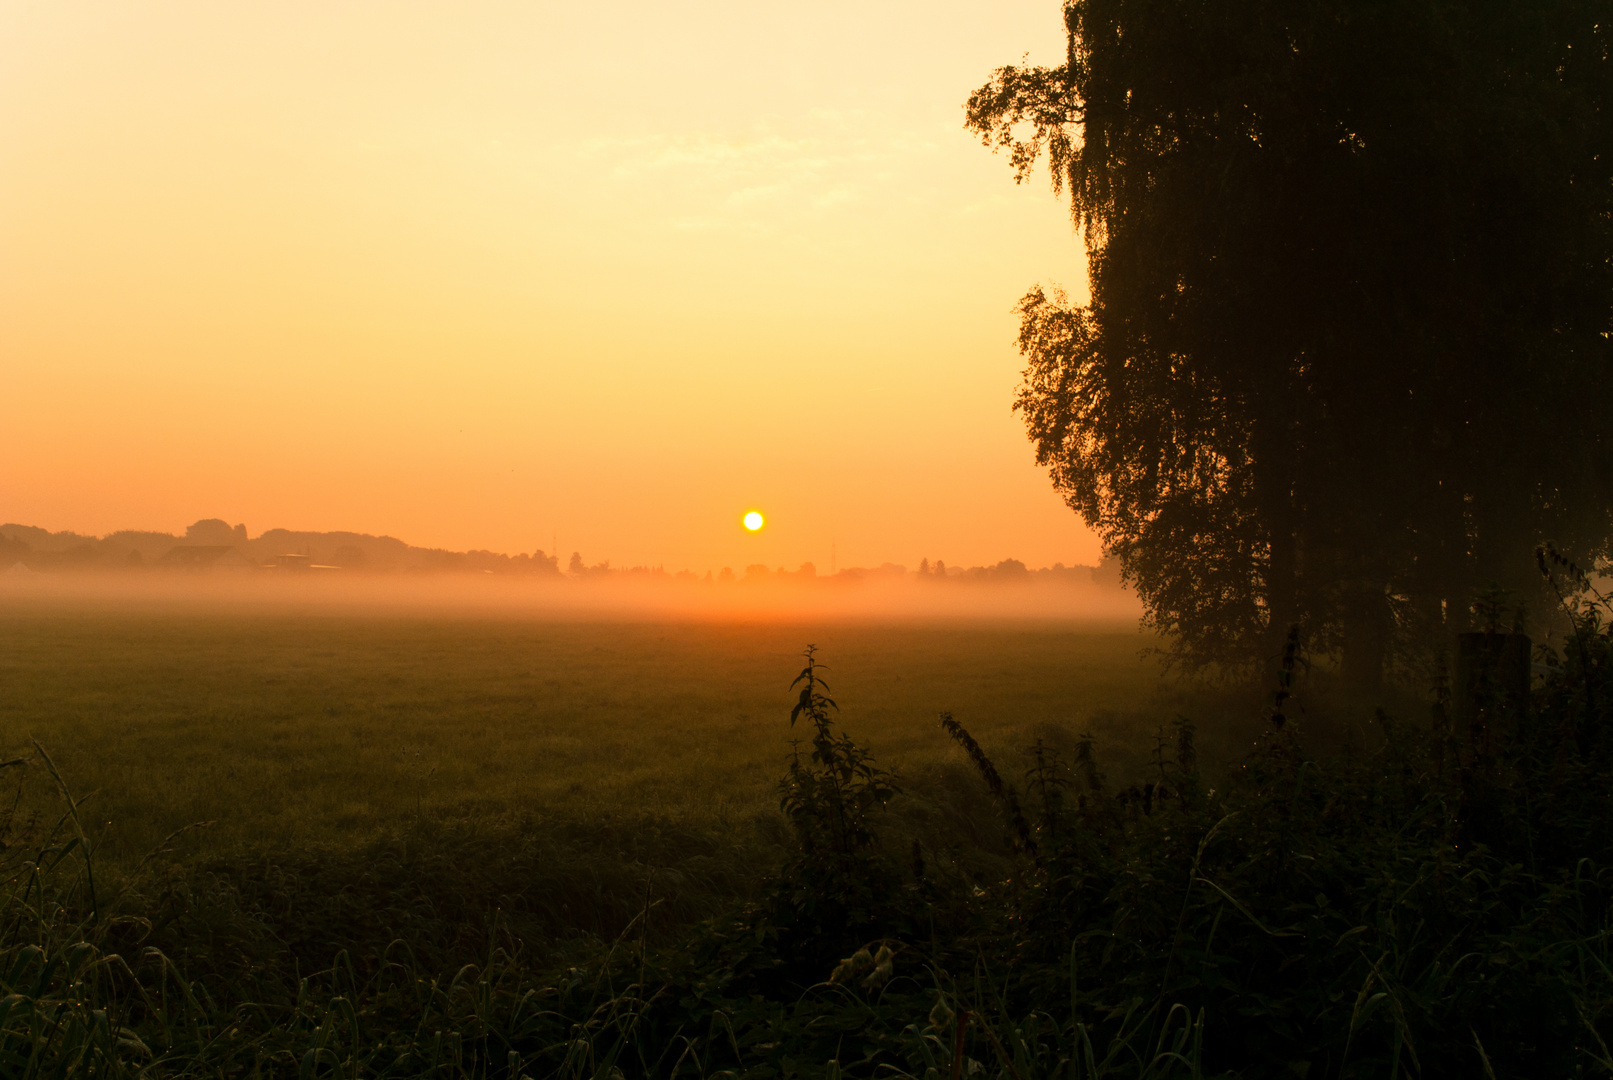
[271,553,341,571]
[157,546,256,572]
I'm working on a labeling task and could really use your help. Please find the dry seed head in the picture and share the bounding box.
[830,945,877,985]
[861,945,895,990]
[928,994,955,1033]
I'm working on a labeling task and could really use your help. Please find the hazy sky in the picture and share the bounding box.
[1,1,1097,572]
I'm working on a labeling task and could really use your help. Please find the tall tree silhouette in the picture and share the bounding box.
[970,0,1613,682]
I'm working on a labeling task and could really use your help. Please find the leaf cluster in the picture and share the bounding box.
[973,0,1613,675]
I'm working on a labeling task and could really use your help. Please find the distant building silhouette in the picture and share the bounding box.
[158,546,255,571]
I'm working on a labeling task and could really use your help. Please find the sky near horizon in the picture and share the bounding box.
[1,1,1099,573]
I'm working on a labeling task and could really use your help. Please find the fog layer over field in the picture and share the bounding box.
[0,564,1139,623]
[1,517,1135,621]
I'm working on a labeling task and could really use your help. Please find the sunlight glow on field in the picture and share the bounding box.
[0,599,1158,867]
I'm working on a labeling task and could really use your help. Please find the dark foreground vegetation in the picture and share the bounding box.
[5,570,1613,1078]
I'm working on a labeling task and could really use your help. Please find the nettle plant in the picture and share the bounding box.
[778,646,897,860]
[761,647,906,972]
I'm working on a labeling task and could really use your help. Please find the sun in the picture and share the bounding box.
[743,510,764,531]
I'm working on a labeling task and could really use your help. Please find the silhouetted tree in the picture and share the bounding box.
[970,0,1613,683]
[332,545,367,568]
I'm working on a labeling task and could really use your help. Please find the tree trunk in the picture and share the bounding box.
[1255,417,1300,674]
[1267,517,1299,643]
[1341,590,1389,698]
[1341,546,1392,698]
[1452,631,1532,752]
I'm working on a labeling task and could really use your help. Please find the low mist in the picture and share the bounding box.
[0,518,1137,623]
[0,563,1139,624]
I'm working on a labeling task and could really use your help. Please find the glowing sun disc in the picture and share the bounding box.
[743,511,764,531]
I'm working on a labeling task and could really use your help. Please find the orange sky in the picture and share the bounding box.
[0,1,1098,573]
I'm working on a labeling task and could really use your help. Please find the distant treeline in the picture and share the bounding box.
[0,518,559,575]
[565,554,1120,586]
[0,518,1122,586]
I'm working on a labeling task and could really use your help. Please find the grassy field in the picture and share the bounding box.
[3,593,1611,1076]
[0,601,1187,868]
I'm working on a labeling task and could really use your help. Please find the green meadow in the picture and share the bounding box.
[0,603,1169,866]
[6,594,1609,1077]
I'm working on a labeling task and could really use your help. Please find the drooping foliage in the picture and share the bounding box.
[969,0,1613,676]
